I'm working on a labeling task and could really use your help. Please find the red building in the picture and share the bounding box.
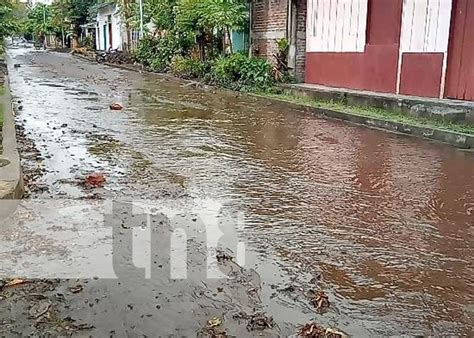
[251,0,474,101]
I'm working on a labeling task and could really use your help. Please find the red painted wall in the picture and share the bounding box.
[305,0,403,93]
[400,53,444,98]
[445,0,474,100]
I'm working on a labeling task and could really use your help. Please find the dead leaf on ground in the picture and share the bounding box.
[28,299,51,319]
[69,285,84,294]
[216,250,232,263]
[4,279,29,288]
[207,317,222,328]
[84,173,106,187]
[298,323,345,338]
[246,312,274,331]
[109,103,123,110]
[310,290,329,312]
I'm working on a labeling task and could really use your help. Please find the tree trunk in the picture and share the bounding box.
[197,29,206,61]
[226,27,233,54]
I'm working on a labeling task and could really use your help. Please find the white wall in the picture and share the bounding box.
[400,0,453,53]
[31,0,53,6]
[96,4,123,50]
[397,0,453,97]
[306,0,368,52]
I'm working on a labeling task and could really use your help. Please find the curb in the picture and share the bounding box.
[0,73,24,201]
[253,94,474,149]
[281,84,474,124]
[72,54,474,149]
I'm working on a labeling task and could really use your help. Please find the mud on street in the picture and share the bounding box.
[0,47,473,336]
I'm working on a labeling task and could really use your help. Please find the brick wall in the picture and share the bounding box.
[251,0,306,81]
[251,0,288,63]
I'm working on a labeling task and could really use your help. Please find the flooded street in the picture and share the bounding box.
[1,48,473,336]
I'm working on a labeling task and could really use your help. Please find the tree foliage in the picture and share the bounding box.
[0,0,20,43]
[64,0,97,36]
[26,4,55,39]
[144,0,176,31]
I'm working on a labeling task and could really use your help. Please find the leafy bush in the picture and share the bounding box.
[170,55,206,79]
[207,53,274,91]
[134,33,193,72]
[133,36,161,66]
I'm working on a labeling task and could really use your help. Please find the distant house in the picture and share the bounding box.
[95,2,124,51]
[251,0,474,101]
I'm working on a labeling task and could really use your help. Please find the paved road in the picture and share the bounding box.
[1,47,473,336]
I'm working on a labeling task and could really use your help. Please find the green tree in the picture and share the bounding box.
[66,0,97,37]
[51,0,71,45]
[0,0,20,49]
[176,0,247,58]
[26,4,55,41]
[140,0,176,31]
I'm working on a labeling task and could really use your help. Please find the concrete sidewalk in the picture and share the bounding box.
[282,83,474,125]
[0,58,24,204]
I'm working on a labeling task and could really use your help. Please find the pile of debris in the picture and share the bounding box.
[70,47,96,60]
[105,51,136,65]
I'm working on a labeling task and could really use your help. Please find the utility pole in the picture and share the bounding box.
[139,0,144,39]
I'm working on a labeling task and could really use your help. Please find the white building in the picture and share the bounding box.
[27,0,54,6]
[96,2,124,51]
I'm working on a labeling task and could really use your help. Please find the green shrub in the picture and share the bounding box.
[170,55,206,79]
[207,53,274,91]
[133,36,161,66]
[134,32,193,72]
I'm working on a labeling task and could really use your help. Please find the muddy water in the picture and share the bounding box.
[4,48,474,335]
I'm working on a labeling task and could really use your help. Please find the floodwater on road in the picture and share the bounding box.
[1,48,473,336]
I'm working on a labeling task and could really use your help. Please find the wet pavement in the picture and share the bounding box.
[1,47,473,336]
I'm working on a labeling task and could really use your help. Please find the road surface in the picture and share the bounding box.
[1,47,473,336]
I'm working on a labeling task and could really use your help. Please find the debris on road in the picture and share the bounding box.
[246,312,274,331]
[298,323,345,338]
[109,103,123,110]
[310,290,330,313]
[61,317,95,332]
[84,173,106,188]
[200,317,227,337]
[70,47,88,55]
[68,284,84,294]
[207,317,222,328]
[216,250,233,263]
[28,299,52,319]
[3,279,29,288]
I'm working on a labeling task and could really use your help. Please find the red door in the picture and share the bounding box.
[108,23,113,50]
[445,0,474,100]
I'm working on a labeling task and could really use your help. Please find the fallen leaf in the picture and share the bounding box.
[69,285,84,294]
[298,323,345,338]
[109,103,123,110]
[246,312,273,331]
[28,300,51,319]
[5,279,29,287]
[84,173,106,187]
[311,290,329,312]
[207,317,222,328]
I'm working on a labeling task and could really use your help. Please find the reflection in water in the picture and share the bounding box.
[129,75,473,335]
[8,49,474,335]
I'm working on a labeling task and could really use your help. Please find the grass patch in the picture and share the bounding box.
[257,90,474,136]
